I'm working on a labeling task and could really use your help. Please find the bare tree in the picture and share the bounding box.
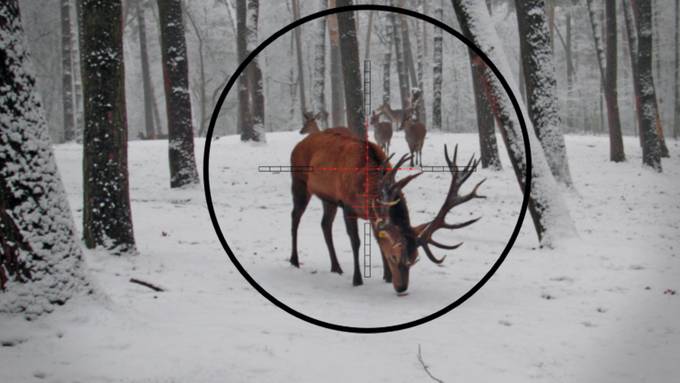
[292,0,307,116]
[312,0,328,129]
[246,0,266,139]
[631,0,662,170]
[157,0,200,186]
[328,0,345,127]
[1,0,90,316]
[236,0,253,139]
[80,0,136,252]
[137,0,156,139]
[470,53,502,170]
[184,3,207,139]
[61,0,75,142]
[432,0,443,130]
[515,0,573,184]
[452,0,576,245]
[336,0,365,136]
[675,0,680,139]
[391,2,410,113]
[381,11,393,106]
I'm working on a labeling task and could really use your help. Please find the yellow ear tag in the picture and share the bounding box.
[378,231,387,239]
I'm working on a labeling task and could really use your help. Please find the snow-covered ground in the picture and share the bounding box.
[1,132,679,382]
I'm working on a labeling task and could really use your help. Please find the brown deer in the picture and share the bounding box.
[376,102,407,127]
[299,112,324,134]
[370,111,393,155]
[401,113,426,166]
[290,128,485,293]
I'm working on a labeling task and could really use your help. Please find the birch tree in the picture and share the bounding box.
[515,0,573,185]
[432,0,443,130]
[452,0,576,245]
[675,0,680,139]
[80,0,136,252]
[1,0,90,317]
[381,11,393,106]
[158,0,200,186]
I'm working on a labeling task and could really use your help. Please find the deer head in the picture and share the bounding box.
[299,111,324,134]
[372,146,485,293]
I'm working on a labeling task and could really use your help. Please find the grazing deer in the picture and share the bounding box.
[370,111,393,155]
[401,113,426,166]
[289,128,485,293]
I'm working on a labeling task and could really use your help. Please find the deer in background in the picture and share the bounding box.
[289,123,485,293]
[370,111,393,155]
[401,112,426,166]
[376,102,407,127]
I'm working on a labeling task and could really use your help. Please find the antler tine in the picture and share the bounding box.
[421,243,447,264]
[440,216,482,230]
[389,171,423,194]
[384,153,411,181]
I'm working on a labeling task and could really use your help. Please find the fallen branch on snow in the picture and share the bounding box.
[129,278,165,292]
[417,344,445,383]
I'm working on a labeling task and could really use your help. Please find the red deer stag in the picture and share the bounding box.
[290,129,485,293]
[370,111,393,155]
[401,113,426,166]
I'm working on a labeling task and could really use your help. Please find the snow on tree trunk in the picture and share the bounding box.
[1,0,90,316]
[312,0,328,130]
[470,52,502,170]
[432,1,443,130]
[71,0,84,142]
[137,0,156,139]
[328,0,345,127]
[80,0,136,252]
[336,1,365,137]
[391,3,410,113]
[61,0,75,142]
[246,0,265,141]
[382,11,393,106]
[515,0,575,184]
[157,0,200,186]
[452,0,576,245]
[631,0,662,171]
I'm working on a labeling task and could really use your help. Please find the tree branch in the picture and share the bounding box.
[417,344,445,383]
[130,278,165,292]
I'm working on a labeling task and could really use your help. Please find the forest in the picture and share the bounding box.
[1,0,679,381]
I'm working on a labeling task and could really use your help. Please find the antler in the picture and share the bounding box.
[377,154,422,206]
[414,144,486,264]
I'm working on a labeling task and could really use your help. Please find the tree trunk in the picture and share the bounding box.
[336,0,365,136]
[71,0,84,141]
[400,15,418,90]
[1,0,90,316]
[137,0,156,139]
[312,0,328,129]
[381,11,393,106]
[470,53,502,170]
[392,3,410,113]
[61,0,75,142]
[631,0,663,171]
[157,0,200,186]
[432,1,443,130]
[452,0,576,245]
[604,0,625,161]
[515,0,574,184]
[184,4,207,139]
[236,0,253,139]
[623,0,641,142]
[328,0,345,127]
[292,0,307,116]
[80,0,136,252]
[675,0,680,139]
[364,11,374,61]
[246,0,266,140]
[414,12,427,125]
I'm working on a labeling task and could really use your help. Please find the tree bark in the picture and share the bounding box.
[604,0,625,161]
[364,11,374,61]
[312,0,328,129]
[623,0,642,144]
[79,0,135,252]
[631,0,663,170]
[328,0,345,127]
[336,0,365,136]
[137,0,156,139]
[470,53,501,170]
[71,0,84,141]
[236,0,253,139]
[184,4,207,139]
[61,0,75,142]
[1,0,89,316]
[515,0,574,184]
[392,3,410,113]
[381,11,393,106]
[292,0,307,116]
[452,0,576,245]
[157,0,200,186]
[246,0,266,140]
[432,1,443,130]
[675,0,680,139]
[414,12,427,125]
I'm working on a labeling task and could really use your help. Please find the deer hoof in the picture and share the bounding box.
[353,277,363,286]
[289,257,300,268]
[331,265,343,274]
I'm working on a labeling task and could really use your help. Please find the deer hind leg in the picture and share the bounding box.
[321,200,342,274]
[342,208,362,286]
[290,178,311,268]
[381,251,392,282]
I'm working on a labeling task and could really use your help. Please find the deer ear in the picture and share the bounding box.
[314,111,324,120]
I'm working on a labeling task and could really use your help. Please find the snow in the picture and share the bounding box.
[1,132,679,381]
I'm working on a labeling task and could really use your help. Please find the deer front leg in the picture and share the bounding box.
[343,208,362,286]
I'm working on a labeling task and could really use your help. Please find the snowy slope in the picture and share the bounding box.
[1,132,679,382]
